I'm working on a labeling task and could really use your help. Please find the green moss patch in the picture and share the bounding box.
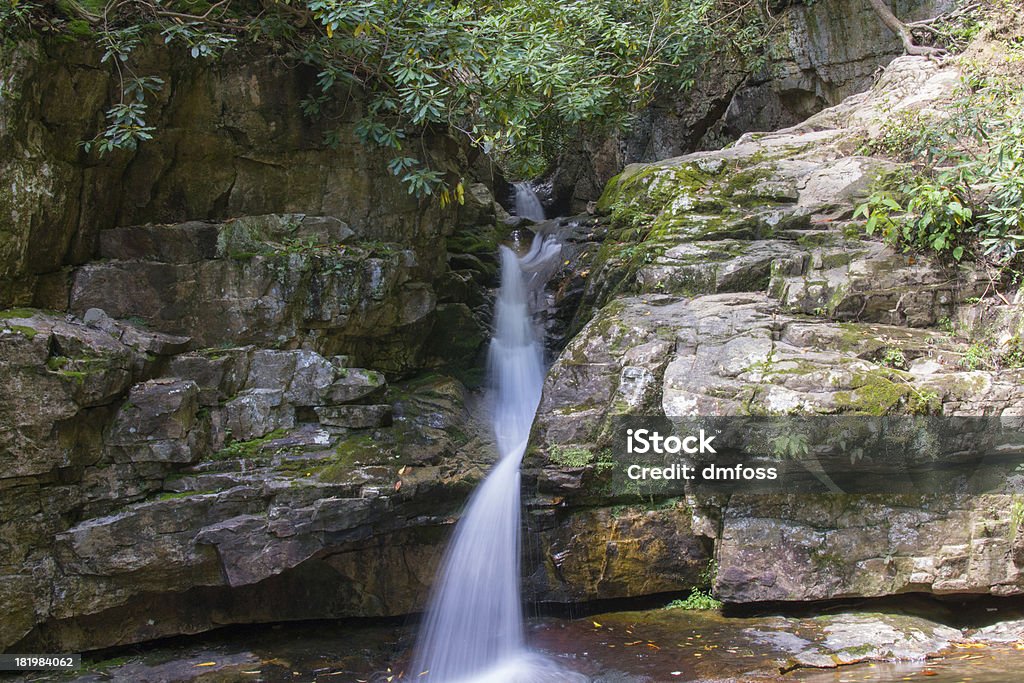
[211,428,290,460]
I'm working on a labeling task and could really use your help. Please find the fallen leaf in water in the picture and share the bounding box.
[592,621,602,628]
[195,662,217,667]
[922,670,939,676]
[625,641,642,646]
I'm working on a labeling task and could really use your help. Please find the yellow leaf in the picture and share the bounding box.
[326,24,334,38]
[592,621,602,628]
[195,662,217,667]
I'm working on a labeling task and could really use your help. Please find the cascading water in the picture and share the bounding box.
[513,182,546,222]
[410,235,584,683]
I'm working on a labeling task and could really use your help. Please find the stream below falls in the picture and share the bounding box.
[7,605,1024,683]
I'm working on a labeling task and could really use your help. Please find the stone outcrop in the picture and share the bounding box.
[717,493,1024,602]
[0,304,496,651]
[0,29,521,652]
[745,0,955,128]
[0,38,459,306]
[67,214,441,371]
[528,54,1024,608]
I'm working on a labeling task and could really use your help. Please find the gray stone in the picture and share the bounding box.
[974,618,1024,643]
[716,494,1024,603]
[315,404,393,429]
[167,348,252,406]
[222,388,295,442]
[83,308,109,326]
[323,368,387,404]
[106,380,206,464]
[99,222,220,262]
[284,350,341,406]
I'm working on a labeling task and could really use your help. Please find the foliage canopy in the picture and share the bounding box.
[2,0,761,196]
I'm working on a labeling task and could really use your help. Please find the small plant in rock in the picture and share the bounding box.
[907,387,941,416]
[666,588,722,611]
[769,432,810,460]
[548,445,595,468]
[880,347,908,370]
[960,343,992,371]
[1011,498,1024,540]
[999,337,1024,369]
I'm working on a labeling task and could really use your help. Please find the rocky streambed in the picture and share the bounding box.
[6,600,1024,683]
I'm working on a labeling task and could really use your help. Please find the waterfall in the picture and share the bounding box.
[410,236,582,683]
[513,182,546,222]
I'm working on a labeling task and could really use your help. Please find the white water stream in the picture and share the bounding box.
[513,182,546,223]
[410,230,584,682]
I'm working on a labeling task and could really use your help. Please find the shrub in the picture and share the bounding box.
[856,32,1024,276]
[666,588,722,611]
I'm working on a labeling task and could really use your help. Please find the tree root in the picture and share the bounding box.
[867,0,949,61]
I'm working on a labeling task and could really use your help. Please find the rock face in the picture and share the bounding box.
[67,215,442,371]
[0,35,510,652]
[0,305,493,651]
[717,494,1024,603]
[0,38,459,309]
[748,0,955,127]
[528,55,1024,608]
